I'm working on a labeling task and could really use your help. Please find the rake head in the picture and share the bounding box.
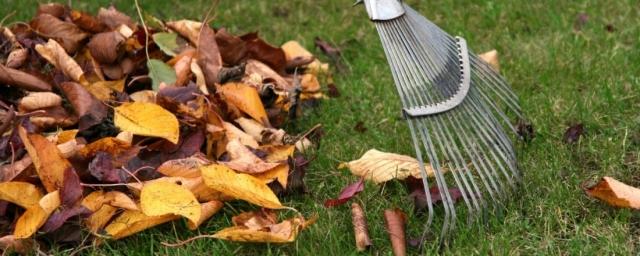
[359,0,525,244]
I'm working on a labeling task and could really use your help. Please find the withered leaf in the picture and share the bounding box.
[564,123,584,144]
[197,25,222,87]
[200,164,283,209]
[105,209,179,240]
[31,14,89,53]
[0,64,52,91]
[242,33,287,74]
[96,6,135,30]
[60,167,82,208]
[18,127,70,192]
[314,37,341,60]
[40,205,91,233]
[35,39,87,85]
[479,49,500,72]
[340,149,437,184]
[384,208,407,256]
[166,20,202,46]
[88,31,125,64]
[140,180,201,224]
[59,82,108,131]
[70,10,107,33]
[14,191,60,238]
[219,83,269,126]
[351,203,372,251]
[213,211,313,243]
[18,92,62,112]
[215,28,247,65]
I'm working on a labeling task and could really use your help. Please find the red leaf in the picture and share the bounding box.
[324,177,365,208]
[60,167,82,208]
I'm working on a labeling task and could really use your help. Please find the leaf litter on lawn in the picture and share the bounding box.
[0,2,333,253]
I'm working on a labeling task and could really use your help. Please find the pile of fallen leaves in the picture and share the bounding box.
[0,3,330,253]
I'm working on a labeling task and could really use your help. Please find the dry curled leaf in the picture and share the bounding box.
[0,64,53,91]
[479,49,500,72]
[351,203,372,251]
[585,176,640,209]
[213,211,313,243]
[18,92,62,112]
[201,164,283,209]
[35,39,87,85]
[223,139,281,174]
[166,20,202,46]
[384,208,407,256]
[187,200,224,230]
[114,102,180,144]
[31,13,89,54]
[157,155,210,178]
[324,178,364,208]
[87,31,125,64]
[197,25,222,87]
[340,149,437,184]
[6,48,29,69]
[140,180,201,224]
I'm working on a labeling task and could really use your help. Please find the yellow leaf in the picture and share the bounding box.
[35,39,87,85]
[114,102,179,144]
[166,20,202,46]
[14,191,60,238]
[201,164,283,209]
[186,200,224,230]
[129,90,157,103]
[18,127,70,192]
[55,129,78,144]
[105,209,179,240]
[104,191,139,211]
[261,145,295,162]
[341,149,437,184]
[78,137,131,158]
[86,204,118,233]
[219,83,269,125]
[300,74,320,93]
[140,180,201,224]
[281,41,314,62]
[128,176,229,202]
[253,164,289,188]
[585,176,640,209]
[223,139,280,174]
[94,79,125,92]
[0,182,43,209]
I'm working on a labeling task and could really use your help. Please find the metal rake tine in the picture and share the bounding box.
[383,21,484,217]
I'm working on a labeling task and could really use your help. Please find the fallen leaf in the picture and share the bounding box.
[516,119,535,142]
[60,167,82,207]
[147,59,177,91]
[128,176,228,203]
[166,20,202,46]
[222,139,281,174]
[244,59,290,91]
[0,182,43,209]
[327,83,340,97]
[129,90,157,103]
[35,39,87,85]
[0,64,53,91]
[157,155,211,178]
[354,121,367,133]
[242,33,287,74]
[79,137,131,159]
[0,156,32,182]
[201,164,283,209]
[384,208,407,256]
[186,200,224,230]
[59,82,108,130]
[478,49,500,72]
[215,28,247,65]
[340,149,436,184]
[36,3,67,18]
[197,25,222,87]
[281,40,315,69]
[409,185,464,212]
[87,31,125,64]
[114,102,180,144]
[6,48,29,69]
[153,32,182,57]
[351,203,372,251]
[324,178,365,208]
[254,164,289,187]
[14,190,61,238]
[41,205,91,233]
[31,14,89,53]
[314,37,341,60]
[18,92,62,112]
[105,209,179,240]
[219,83,269,125]
[564,123,584,144]
[18,127,70,192]
[140,180,201,224]
[96,6,135,30]
[585,176,640,209]
[213,211,311,243]
[70,10,107,33]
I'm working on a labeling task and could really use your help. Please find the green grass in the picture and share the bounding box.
[5,0,640,254]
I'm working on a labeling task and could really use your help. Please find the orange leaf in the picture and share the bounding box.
[219,83,269,126]
[585,176,640,209]
[186,200,224,230]
[14,191,61,238]
[18,127,70,192]
[78,137,131,158]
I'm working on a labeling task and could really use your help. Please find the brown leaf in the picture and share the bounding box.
[0,64,52,91]
[157,155,211,178]
[96,6,135,30]
[215,28,247,65]
[59,82,108,131]
[219,83,269,126]
[242,33,287,74]
[354,121,367,133]
[87,31,126,64]
[212,210,313,243]
[197,25,223,88]
[384,208,407,256]
[351,203,372,251]
[0,155,32,182]
[564,123,584,144]
[186,200,224,230]
[35,39,87,85]
[222,139,281,174]
[60,167,82,207]
[31,14,89,54]
[36,3,68,19]
[584,176,640,209]
[70,10,107,33]
[18,126,70,192]
[244,59,291,91]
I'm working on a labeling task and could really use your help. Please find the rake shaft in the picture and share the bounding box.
[360,0,524,244]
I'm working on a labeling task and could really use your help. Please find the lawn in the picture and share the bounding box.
[4,0,640,255]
